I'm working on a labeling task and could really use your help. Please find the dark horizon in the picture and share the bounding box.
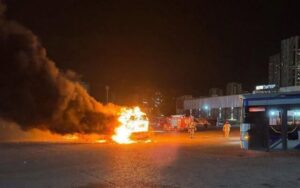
[5,0,300,104]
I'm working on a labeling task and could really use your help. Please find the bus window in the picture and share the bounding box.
[269,110,281,125]
[287,110,300,126]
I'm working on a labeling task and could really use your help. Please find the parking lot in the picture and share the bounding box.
[0,128,299,188]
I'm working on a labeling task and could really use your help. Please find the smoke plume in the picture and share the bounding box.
[0,3,119,135]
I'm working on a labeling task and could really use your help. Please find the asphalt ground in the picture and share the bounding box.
[0,128,299,188]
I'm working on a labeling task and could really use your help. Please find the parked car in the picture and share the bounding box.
[194,117,211,129]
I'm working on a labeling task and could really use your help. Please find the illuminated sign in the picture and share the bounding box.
[249,107,265,112]
[255,84,276,90]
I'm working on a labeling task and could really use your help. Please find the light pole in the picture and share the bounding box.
[105,85,109,104]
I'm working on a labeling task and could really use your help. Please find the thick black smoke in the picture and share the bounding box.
[0,3,119,134]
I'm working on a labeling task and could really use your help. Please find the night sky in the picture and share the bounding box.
[4,0,300,104]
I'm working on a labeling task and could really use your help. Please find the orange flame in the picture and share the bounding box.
[112,107,149,144]
[96,139,107,143]
[63,134,79,140]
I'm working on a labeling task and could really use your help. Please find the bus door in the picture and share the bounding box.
[246,107,268,150]
[268,108,300,150]
[286,110,300,149]
[268,109,283,150]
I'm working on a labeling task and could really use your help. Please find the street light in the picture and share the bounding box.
[203,105,210,117]
[269,110,277,117]
[105,85,109,104]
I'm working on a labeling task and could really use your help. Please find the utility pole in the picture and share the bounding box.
[105,85,109,104]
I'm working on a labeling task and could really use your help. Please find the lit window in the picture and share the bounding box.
[269,110,281,125]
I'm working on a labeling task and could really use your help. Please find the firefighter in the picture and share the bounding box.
[223,120,231,138]
[186,116,196,138]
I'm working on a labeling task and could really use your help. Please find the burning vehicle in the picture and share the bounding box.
[112,107,150,144]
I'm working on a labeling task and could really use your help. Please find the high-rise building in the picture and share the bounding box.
[226,82,242,95]
[268,53,281,86]
[280,36,300,86]
[208,88,223,97]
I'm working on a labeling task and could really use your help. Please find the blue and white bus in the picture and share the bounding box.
[242,92,300,151]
